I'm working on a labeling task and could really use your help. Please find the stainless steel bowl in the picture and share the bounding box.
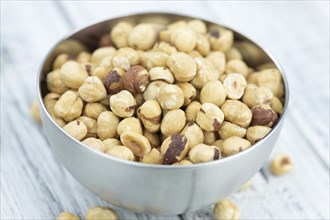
[37,12,289,215]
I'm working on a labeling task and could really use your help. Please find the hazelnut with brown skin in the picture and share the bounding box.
[251,104,278,127]
[160,134,189,164]
[103,68,125,94]
[189,144,220,163]
[123,65,150,94]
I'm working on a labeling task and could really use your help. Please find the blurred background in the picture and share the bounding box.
[1,1,329,219]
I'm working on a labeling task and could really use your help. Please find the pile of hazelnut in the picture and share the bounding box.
[43,19,284,165]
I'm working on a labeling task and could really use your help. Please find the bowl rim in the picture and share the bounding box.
[37,11,290,169]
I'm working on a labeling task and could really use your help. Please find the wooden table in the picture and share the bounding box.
[1,1,329,219]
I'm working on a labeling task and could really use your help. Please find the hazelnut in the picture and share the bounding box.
[187,19,207,34]
[189,144,220,163]
[222,136,251,156]
[56,212,80,220]
[226,47,243,61]
[158,84,184,110]
[212,140,224,153]
[112,47,139,70]
[117,117,143,136]
[77,116,97,137]
[270,152,293,175]
[206,51,226,77]
[110,90,137,118]
[176,82,197,106]
[188,50,203,58]
[161,109,186,137]
[170,27,197,53]
[226,59,249,78]
[254,68,284,97]
[134,93,145,108]
[213,199,240,220]
[140,148,163,164]
[91,47,116,65]
[128,23,157,50]
[191,57,219,89]
[30,100,41,123]
[123,65,149,94]
[270,96,283,115]
[143,129,160,148]
[140,51,169,70]
[251,104,278,127]
[195,34,210,56]
[54,90,83,122]
[137,100,162,133]
[160,134,189,164]
[200,80,226,107]
[83,103,107,120]
[43,93,66,127]
[59,61,89,89]
[111,21,133,48]
[221,100,252,128]
[103,68,125,94]
[120,131,152,156]
[82,137,107,152]
[98,34,113,48]
[143,80,168,101]
[86,206,118,220]
[196,103,224,132]
[185,101,202,122]
[152,41,178,55]
[203,131,219,145]
[246,126,272,144]
[46,70,68,94]
[149,67,174,83]
[53,53,71,70]
[223,73,247,99]
[106,145,135,161]
[78,76,107,102]
[181,122,204,149]
[63,120,87,141]
[91,66,108,80]
[167,52,197,82]
[242,84,273,108]
[172,159,194,166]
[77,51,91,64]
[103,138,121,151]
[159,20,187,42]
[96,111,120,140]
[219,121,247,139]
[208,27,234,52]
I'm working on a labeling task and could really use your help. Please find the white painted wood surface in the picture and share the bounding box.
[1,1,329,219]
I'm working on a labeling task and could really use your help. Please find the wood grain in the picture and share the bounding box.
[1,1,329,219]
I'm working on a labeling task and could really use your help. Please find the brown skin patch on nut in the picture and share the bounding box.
[77,120,80,125]
[213,118,222,130]
[214,148,220,160]
[187,122,194,126]
[125,105,137,112]
[163,134,187,164]
[123,65,150,94]
[210,30,220,38]
[281,157,290,165]
[200,108,205,113]
[104,70,122,94]
[251,105,278,127]
[137,109,162,124]
[98,34,114,48]
[85,64,92,75]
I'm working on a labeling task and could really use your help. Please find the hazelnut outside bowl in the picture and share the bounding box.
[37,12,289,215]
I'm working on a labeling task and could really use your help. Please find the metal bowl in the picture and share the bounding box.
[37,12,289,215]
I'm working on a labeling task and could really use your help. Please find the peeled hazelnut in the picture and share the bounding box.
[200,80,226,107]
[223,73,247,99]
[206,51,226,77]
[120,131,151,156]
[242,84,273,108]
[63,120,87,141]
[187,19,207,34]
[222,136,251,156]
[181,122,204,149]
[170,27,197,53]
[77,51,91,64]
[246,126,272,144]
[123,65,149,94]
[191,57,219,89]
[159,20,187,42]
[53,53,71,70]
[185,101,202,122]
[189,144,220,163]
[54,90,83,122]
[103,138,121,151]
[226,59,249,78]
[271,96,284,115]
[91,66,108,80]
[98,34,113,48]
[59,61,89,89]
[158,84,184,110]
[219,121,246,139]
[112,47,139,70]
[82,137,107,152]
[167,52,197,82]
[140,148,163,164]
[77,116,97,137]
[117,117,143,136]
[196,103,224,132]
[143,130,160,148]
[143,80,168,101]
[78,76,107,102]
[161,109,186,137]
[30,100,41,123]
[137,100,162,133]
[91,47,116,65]
[254,68,284,97]
[46,70,68,94]
[251,104,278,127]
[103,68,125,94]
[106,145,135,161]
[96,111,120,140]
[160,134,189,164]
[176,82,196,106]
[128,23,157,50]
[188,50,202,58]
[270,152,293,175]
[203,131,219,145]
[214,199,240,220]
[195,34,210,56]
[212,140,224,153]
[152,41,178,55]
[172,159,194,166]
[208,27,234,52]
[86,206,118,220]
[221,100,252,128]
[110,90,137,118]
[43,93,66,127]
[56,212,80,220]
[226,47,243,61]
[149,67,174,83]
[83,103,107,120]
[140,51,169,70]
[111,21,133,48]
